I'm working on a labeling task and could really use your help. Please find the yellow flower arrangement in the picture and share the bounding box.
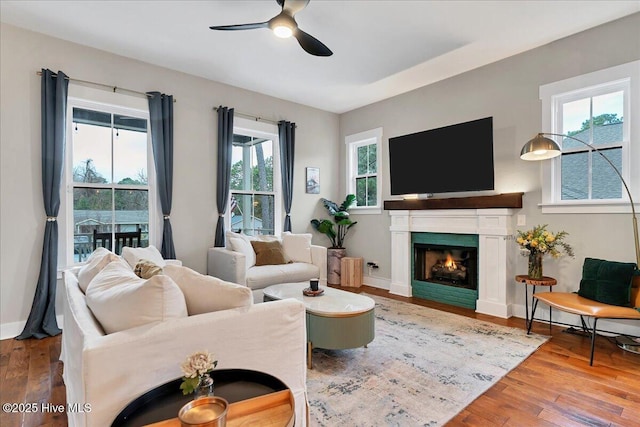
[515,224,574,258]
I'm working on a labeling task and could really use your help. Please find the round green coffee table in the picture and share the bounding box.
[263,282,375,368]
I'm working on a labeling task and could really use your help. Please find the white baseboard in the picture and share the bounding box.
[0,315,64,340]
[362,275,391,290]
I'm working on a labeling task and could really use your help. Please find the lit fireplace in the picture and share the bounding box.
[414,243,477,290]
[431,253,467,283]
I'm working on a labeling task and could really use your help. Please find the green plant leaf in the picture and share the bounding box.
[316,220,336,237]
[322,198,340,215]
[310,219,337,247]
[334,211,350,221]
[340,194,356,211]
[180,376,199,395]
[312,195,357,249]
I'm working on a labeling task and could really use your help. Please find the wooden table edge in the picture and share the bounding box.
[515,275,557,286]
[142,389,294,427]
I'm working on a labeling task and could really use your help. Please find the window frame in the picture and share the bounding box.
[539,60,639,214]
[61,92,157,267]
[227,117,282,236]
[345,127,383,214]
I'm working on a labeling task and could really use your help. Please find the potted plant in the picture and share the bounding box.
[311,194,358,284]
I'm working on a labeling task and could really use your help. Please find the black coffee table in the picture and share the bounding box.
[111,369,289,427]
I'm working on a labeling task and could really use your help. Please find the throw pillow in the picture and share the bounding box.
[86,260,187,334]
[281,232,312,264]
[164,264,252,315]
[578,257,637,306]
[122,245,166,269]
[77,247,120,293]
[229,237,257,268]
[134,259,164,279]
[250,240,288,266]
[226,231,254,248]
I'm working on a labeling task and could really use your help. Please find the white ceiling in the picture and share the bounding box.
[2,1,639,113]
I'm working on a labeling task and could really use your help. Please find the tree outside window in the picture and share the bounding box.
[70,106,151,260]
[539,61,638,214]
[559,90,625,201]
[230,134,275,235]
[346,127,383,213]
[355,143,377,207]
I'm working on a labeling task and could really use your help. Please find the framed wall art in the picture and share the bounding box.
[306,167,320,194]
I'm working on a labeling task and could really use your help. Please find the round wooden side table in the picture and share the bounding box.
[515,275,557,334]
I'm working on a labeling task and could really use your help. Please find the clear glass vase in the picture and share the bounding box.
[528,251,543,279]
[195,373,214,399]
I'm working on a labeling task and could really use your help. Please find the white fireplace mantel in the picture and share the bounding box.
[389,209,516,318]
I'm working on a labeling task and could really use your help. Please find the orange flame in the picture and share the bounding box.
[444,253,457,270]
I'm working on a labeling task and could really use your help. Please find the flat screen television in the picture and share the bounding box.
[389,117,494,195]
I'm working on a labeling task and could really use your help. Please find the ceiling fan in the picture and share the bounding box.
[209,0,332,57]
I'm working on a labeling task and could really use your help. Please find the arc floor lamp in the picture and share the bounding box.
[520,132,640,267]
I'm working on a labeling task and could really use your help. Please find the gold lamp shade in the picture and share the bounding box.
[520,133,562,161]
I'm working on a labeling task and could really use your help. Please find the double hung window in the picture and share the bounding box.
[229,119,281,236]
[539,61,638,213]
[346,128,383,213]
[557,84,626,201]
[66,99,153,262]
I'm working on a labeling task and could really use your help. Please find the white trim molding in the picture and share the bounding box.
[539,60,640,214]
[362,274,391,290]
[345,127,383,214]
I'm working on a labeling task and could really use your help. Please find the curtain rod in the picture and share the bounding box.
[213,107,296,127]
[35,71,176,102]
[213,107,277,125]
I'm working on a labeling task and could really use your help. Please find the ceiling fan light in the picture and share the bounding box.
[273,24,293,38]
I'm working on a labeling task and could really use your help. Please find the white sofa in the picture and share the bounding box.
[207,232,327,303]
[60,249,308,427]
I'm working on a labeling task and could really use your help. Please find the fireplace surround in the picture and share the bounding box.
[389,201,518,318]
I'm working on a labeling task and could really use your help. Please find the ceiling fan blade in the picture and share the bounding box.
[294,29,332,56]
[281,0,310,17]
[210,22,269,31]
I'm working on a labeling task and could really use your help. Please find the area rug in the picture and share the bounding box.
[306,294,548,426]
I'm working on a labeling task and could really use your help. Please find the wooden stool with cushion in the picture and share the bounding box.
[530,258,640,366]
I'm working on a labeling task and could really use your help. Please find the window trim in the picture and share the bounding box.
[345,127,383,214]
[228,117,282,236]
[61,94,157,267]
[539,60,640,214]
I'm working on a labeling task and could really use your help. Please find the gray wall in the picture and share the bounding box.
[0,23,340,335]
[340,14,640,331]
[2,14,639,337]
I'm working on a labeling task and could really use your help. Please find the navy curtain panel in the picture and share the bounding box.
[214,106,234,247]
[147,92,176,259]
[278,121,296,232]
[18,69,69,340]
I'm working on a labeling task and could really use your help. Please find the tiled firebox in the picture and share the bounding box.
[412,232,479,309]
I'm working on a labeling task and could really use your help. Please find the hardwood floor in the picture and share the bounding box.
[0,334,66,427]
[1,285,638,426]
